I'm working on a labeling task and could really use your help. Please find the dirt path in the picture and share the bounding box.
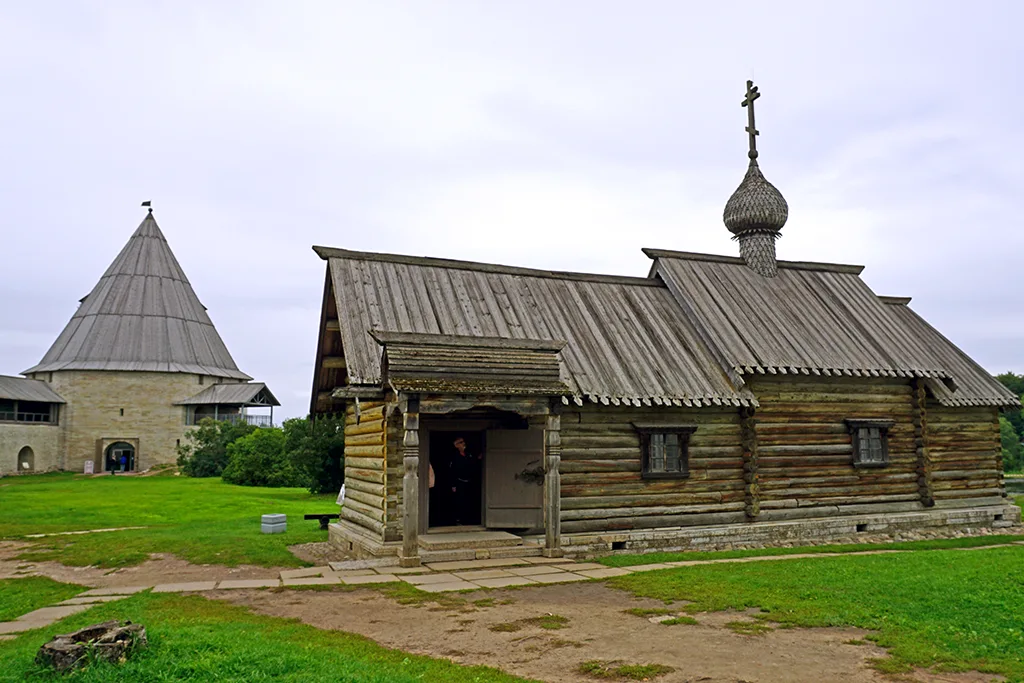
[218,583,1000,683]
[0,541,286,587]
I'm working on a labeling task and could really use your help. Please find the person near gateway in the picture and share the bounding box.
[448,436,482,525]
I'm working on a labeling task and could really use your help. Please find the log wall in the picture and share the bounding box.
[750,378,921,520]
[558,404,746,533]
[342,400,389,540]
[925,402,1003,503]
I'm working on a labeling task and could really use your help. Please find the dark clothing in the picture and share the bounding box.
[448,452,481,525]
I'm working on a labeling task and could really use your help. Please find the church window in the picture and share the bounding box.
[846,419,893,468]
[633,424,697,479]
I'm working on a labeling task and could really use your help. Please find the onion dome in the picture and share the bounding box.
[723,80,788,277]
[723,158,789,237]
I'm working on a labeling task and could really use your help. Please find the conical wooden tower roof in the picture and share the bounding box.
[24,211,251,380]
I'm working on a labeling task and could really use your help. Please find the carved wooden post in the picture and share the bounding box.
[740,406,760,521]
[911,380,935,508]
[543,407,562,557]
[400,396,421,567]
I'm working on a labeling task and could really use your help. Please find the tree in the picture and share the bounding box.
[222,427,308,488]
[176,418,258,477]
[995,372,1024,443]
[283,415,346,494]
[1000,416,1024,473]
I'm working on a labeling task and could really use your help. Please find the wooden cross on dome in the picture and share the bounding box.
[742,80,760,160]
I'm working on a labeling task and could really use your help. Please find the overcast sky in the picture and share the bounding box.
[2,1,1022,420]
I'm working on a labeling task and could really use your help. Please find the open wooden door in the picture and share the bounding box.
[485,429,544,529]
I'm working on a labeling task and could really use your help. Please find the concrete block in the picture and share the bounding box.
[342,574,399,585]
[401,573,461,585]
[58,595,129,605]
[79,586,150,597]
[452,569,516,580]
[217,580,281,589]
[416,581,478,593]
[280,567,329,579]
[574,567,633,579]
[262,514,286,534]
[471,576,537,589]
[505,565,567,577]
[527,572,589,584]
[152,582,218,593]
[281,576,340,587]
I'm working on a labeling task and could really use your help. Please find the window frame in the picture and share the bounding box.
[844,419,894,469]
[632,423,697,480]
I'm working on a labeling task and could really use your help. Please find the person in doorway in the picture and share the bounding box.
[449,436,481,525]
[120,453,127,472]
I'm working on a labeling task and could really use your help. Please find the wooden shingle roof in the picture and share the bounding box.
[314,245,1018,410]
[316,247,756,407]
[25,213,251,380]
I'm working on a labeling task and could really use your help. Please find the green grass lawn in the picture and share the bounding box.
[0,591,535,682]
[0,577,84,622]
[609,545,1024,681]
[598,533,1024,567]
[0,473,335,568]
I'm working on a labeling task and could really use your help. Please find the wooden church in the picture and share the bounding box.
[310,83,1020,564]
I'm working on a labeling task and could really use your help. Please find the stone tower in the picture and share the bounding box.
[21,209,275,472]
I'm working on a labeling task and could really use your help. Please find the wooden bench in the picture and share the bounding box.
[304,513,340,530]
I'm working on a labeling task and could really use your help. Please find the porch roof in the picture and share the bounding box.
[176,382,280,407]
[0,375,65,404]
[371,331,570,396]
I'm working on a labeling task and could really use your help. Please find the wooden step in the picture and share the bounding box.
[418,530,523,551]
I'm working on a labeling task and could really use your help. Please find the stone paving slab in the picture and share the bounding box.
[329,570,379,578]
[574,567,633,579]
[59,595,130,605]
[217,579,282,590]
[521,556,567,564]
[472,576,538,589]
[152,582,219,593]
[527,572,589,584]
[416,580,478,593]
[623,563,673,572]
[0,622,34,635]
[16,604,94,627]
[425,557,530,572]
[280,567,330,579]
[342,574,399,585]
[401,573,460,585]
[552,562,604,571]
[385,566,433,575]
[452,569,516,580]
[79,586,151,597]
[505,565,568,577]
[282,576,340,587]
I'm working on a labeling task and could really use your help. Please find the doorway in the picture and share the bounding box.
[105,442,135,472]
[18,446,34,472]
[428,431,484,528]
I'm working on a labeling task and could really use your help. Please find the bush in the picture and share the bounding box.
[222,428,308,488]
[284,416,346,494]
[176,419,258,478]
[1000,416,1023,473]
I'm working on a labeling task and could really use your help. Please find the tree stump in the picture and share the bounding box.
[35,620,147,672]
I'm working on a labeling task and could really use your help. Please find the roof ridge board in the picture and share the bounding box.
[878,296,913,305]
[370,329,567,351]
[312,245,663,287]
[643,247,866,275]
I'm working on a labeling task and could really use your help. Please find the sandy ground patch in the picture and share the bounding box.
[215,582,1001,683]
[0,541,285,587]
